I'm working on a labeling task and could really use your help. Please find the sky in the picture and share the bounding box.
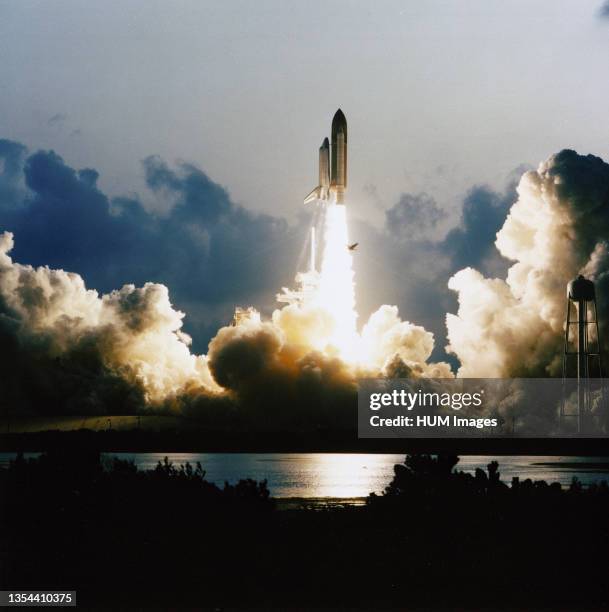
[1,0,609,363]
[2,1,609,221]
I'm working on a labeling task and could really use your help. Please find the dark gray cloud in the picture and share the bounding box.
[600,1,609,18]
[0,140,28,208]
[385,193,446,241]
[0,140,306,352]
[442,182,515,278]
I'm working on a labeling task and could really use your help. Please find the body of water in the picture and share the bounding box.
[109,453,609,497]
[2,453,608,498]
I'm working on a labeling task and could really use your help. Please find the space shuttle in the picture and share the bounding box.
[304,109,347,205]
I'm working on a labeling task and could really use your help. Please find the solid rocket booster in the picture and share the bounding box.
[304,109,347,205]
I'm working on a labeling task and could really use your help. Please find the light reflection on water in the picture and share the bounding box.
[107,453,609,498]
[1,453,608,498]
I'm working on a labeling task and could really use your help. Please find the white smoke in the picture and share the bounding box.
[447,150,609,377]
[360,305,452,377]
[0,231,220,413]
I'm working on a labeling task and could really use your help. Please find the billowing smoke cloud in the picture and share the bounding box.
[360,305,452,377]
[447,150,609,377]
[203,311,357,428]
[180,295,451,425]
[0,231,219,415]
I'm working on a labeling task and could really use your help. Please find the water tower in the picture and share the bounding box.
[561,275,603,433]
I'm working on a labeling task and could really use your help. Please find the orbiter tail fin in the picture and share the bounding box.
[304,186,322,205]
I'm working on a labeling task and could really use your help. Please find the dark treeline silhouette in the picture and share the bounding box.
[1,451,608,609]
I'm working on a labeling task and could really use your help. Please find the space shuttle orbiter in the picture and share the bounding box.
[304,109,347,205]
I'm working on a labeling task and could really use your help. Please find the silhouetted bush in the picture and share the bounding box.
[367,453,608,510]
[1,451,608,609]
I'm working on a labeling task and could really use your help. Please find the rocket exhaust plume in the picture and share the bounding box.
[314,203,358,357]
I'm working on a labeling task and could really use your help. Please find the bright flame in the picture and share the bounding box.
[313,203,359,359]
